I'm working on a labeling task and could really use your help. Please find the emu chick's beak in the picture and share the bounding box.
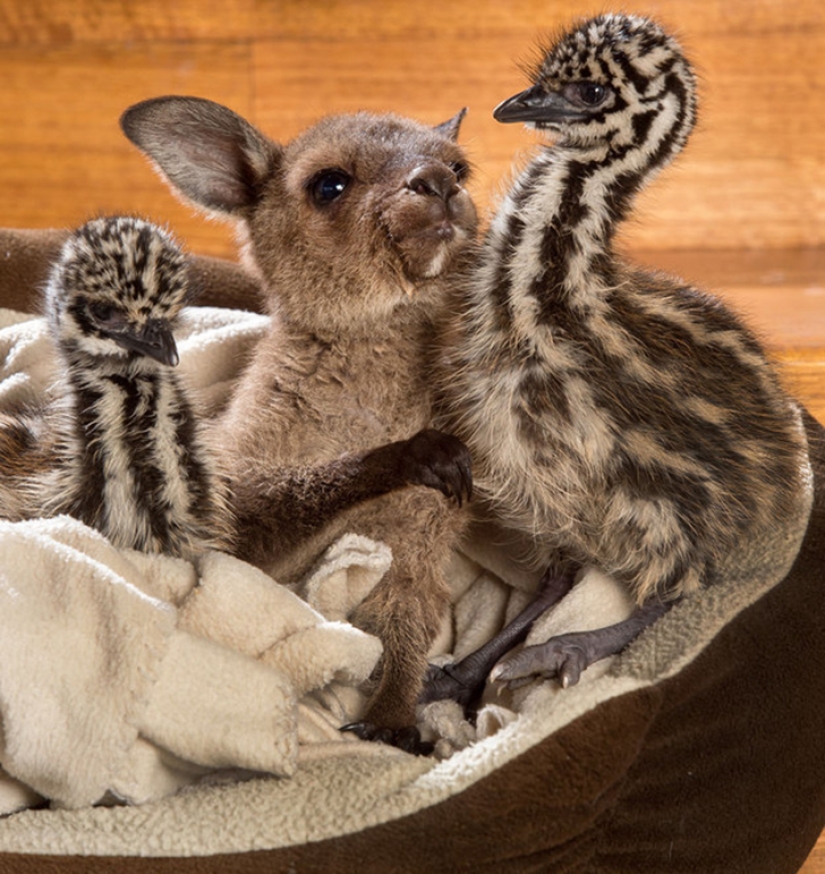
[493,84,587,125]
[112,318,179,367]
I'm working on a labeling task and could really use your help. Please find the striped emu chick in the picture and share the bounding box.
[34,216,233,559]
[432,14,808,696]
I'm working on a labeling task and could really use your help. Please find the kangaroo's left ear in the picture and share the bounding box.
[433,108,468,141]
[120,95,282,218]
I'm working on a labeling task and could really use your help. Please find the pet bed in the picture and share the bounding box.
[0,227,824,873]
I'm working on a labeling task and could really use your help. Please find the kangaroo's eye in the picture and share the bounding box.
[309,169,351,206]
[563,82,610,108]
[450,161,470,183]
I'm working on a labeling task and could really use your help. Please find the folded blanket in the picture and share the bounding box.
[0,305,396,812]
[0,515,388,812]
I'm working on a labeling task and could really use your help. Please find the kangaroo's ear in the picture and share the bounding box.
[433,108,468,142]
[120,96,282,217]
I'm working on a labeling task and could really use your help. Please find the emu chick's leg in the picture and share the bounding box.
[230,429,471,568]
[490,599,673,690]
[419,565,577,713]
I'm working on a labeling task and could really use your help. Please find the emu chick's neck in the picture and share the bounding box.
[487,102,689,328]
[59,347,218,558]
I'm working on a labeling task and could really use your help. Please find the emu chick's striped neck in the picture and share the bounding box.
[43,216,228,559]
[487,13,696,322]
[60,355,219,558]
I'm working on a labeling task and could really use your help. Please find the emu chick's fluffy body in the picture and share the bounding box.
[32,216,233,560]
[121,98,477,735]
[437,14,807,682]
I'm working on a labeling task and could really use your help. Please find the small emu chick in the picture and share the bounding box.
[120,98,477,747]
[434,14,808,694]
[33,216,233,560]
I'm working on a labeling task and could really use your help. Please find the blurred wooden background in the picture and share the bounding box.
[1,1,824,869]
[1,0,823,258]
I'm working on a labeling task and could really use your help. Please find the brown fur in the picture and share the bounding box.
[120,97,478,730]
[0,409,49,520]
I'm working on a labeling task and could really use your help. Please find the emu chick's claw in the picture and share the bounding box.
[489,601,672,691]
[418,566,579,713]
[490,636,590,690]
[399,429,472,506]
[340,722,434,756]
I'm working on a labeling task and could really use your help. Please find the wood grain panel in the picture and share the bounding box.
[252,0,822,40]
[0,40,249,258]
[249,0,825,249]
[781,349,825,425]
[0,0,823,254]
[0,0,254,45]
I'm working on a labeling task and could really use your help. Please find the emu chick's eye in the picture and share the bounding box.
[309,169,351,206]
[563,82,609,108]
[88,301,118,324]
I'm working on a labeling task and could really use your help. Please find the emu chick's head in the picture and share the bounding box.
[46,216,187,367]
[120,97,478,334]
[495,14,697,153]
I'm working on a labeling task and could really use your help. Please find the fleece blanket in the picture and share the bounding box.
[0,517,389,813]
[0,228,825,874]
[0,304,394,813]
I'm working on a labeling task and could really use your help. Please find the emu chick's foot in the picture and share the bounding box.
[340,722,434,756]
[491,599,673,690]
[419,566,577,714]
[420,661,483,714]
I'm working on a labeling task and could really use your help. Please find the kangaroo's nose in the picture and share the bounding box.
[406,163,460,201]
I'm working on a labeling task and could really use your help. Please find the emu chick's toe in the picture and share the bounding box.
[491,636,590,689]
[418,565,578,712]
[420,662,484,712]
[490,599,672,689]
[340,721,434,756]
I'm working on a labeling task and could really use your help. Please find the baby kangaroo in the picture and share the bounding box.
[120,97,478,749]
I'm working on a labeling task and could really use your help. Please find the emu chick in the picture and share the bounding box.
[433,14,809,694]
[31,215,233,559]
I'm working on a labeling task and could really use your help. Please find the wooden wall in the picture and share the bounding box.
[1,0,823,262]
